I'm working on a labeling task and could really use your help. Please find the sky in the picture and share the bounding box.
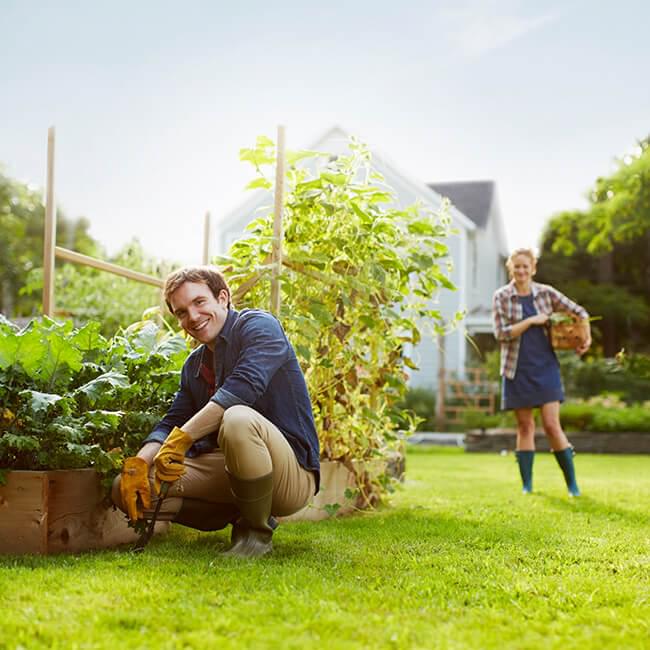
[1,0,649,266]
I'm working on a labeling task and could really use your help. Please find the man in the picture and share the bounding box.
[112,266,320,557]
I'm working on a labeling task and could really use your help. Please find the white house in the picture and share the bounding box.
[216,127,508,388]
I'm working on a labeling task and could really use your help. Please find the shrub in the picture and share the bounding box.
[219,137,458,503]
[395,387,436,431]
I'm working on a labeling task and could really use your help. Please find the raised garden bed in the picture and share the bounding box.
[465,429,650,454]
[0,469,168,555]
[282,452,405,522]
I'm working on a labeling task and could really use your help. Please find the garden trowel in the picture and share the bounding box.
[132,481,170,553]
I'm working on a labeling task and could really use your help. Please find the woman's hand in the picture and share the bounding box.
[528,313,549,326]
[576,334,592,356]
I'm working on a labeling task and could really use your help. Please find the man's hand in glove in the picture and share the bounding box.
[120,456,152,522]
[153,426,194,494]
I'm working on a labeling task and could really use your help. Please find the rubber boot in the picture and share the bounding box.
[515,450,534,494]
[222,470,275,558]
[174,499,239,532]
[553,447,581,497]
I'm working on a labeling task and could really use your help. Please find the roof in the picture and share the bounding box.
[427,181,495,228]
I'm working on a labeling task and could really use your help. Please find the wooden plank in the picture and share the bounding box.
[0,471,49,554]
[1,469,169,555]
[55,247,163,288]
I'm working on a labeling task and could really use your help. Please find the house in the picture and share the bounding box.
[216,127,508,388]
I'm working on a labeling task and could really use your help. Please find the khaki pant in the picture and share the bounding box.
[113,405,315,521]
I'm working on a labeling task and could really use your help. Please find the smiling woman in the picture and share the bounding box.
[492,247,591,497]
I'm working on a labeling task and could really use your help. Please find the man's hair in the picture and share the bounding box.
[163,266,231,313]
[505,247,537,279]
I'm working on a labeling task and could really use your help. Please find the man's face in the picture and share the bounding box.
[169,281,228,348]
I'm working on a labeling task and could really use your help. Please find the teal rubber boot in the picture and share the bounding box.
[553,447,581,497]
[515,450,534,494]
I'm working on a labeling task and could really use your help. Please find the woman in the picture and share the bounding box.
[492,248,591,496]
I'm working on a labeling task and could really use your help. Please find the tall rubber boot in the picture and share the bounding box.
[553,447,581,497]
[174,499,239,532]
[222,470,275,558]
[515,450,534,494]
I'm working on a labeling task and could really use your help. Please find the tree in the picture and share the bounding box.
[537,138,650,355]
[0,170,99,316]
[550,137,650,257]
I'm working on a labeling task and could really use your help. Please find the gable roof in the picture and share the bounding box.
[427,181,495,228]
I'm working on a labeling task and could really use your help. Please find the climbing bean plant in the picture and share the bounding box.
[219,137,460,501]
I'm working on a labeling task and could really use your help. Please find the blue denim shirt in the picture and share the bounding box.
[144,309,320,492]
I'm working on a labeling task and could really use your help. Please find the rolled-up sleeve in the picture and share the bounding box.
[211,313,290,409]
[548,286,589,320]
[492,291,513,341]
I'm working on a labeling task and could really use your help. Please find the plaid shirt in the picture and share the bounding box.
[492,281,588,379]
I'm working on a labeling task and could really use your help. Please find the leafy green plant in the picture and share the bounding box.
[218,136,459,503]
[557,351,650,402]
[0,314,187,482]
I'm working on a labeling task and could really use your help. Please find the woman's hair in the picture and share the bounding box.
[163,266,231,312]
[505,248,537,279]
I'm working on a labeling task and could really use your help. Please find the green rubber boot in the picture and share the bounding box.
[553,446,581,497]
[515,450,534,494]
[222,470,275,558]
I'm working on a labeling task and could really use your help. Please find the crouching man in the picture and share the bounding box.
[112,266,320,558]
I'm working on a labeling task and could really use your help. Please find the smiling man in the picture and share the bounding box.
[112,266,320,557]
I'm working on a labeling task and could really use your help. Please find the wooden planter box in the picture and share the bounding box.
[465,429,650,454]
[0,468,168,555]
[282,450,405,522]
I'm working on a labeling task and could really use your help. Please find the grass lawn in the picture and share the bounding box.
[1,448,649,649]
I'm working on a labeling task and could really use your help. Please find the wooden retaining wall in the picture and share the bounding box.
[465,429,650,454]
[0,469,168,555]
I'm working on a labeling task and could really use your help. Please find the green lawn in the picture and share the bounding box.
[1,448,649,649]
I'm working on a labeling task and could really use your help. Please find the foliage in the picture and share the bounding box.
[395,387,436,431]
[561,396,650,432]
[21,239,172,337]
[0,170,99,316]
[549,137,650,255]
[536,137,650,354]
[2,450,649,649]
[557,351,650,403]
[218,136,458,501]
[0,315,187,479]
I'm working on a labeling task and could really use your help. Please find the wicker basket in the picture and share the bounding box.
[549,312,589,350]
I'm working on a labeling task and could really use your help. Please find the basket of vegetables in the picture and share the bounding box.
[548,312,589,350]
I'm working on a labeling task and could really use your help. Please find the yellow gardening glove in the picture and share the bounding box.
[120,456,152,522]
[153,426,194,494]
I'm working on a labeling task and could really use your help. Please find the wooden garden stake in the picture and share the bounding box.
[270,125,286,316]
[43,126,56,317]
[435,329,447,431]
[202,211,211,265]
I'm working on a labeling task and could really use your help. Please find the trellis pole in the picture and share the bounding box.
[270,125,286,316]
[43,126,56,317]
[202,211,211,265]
[435,329,447,431]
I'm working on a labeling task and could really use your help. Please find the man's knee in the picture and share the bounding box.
[220,405,257,446]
